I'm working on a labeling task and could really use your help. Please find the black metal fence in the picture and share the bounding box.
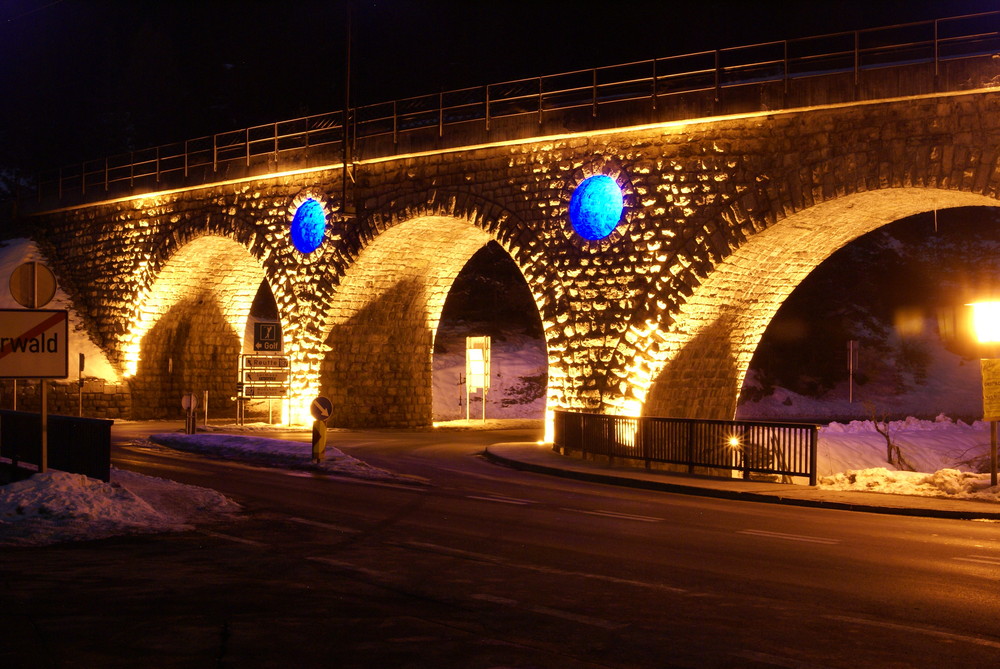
[11,10,1000,211]
[553,410,818,485]
[0,410,112,482]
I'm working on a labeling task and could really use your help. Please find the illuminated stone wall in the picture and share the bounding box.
[25,88,1000,425]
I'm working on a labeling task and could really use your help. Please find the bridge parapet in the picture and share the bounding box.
[11,12,1000,215]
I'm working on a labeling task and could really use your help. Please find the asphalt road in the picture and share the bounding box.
[1,423,998,668]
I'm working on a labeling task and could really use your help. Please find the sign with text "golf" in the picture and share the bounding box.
[0,309,69,378]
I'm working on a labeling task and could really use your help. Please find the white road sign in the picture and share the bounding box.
[245,370,289,384]
[0,309,69,378]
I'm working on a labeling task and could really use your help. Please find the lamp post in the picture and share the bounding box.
[969,301,1000,487]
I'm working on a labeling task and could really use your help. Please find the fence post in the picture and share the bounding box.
[392,100,398,145]
[687,421,695,474]
[933,19,940,91]
[538,77,543,126]
[853,30,860,98]
[485,84,491,133]
[651,58,657,111]
[714,49,720,105]
[809,427,818,486]
[592,68,598,117]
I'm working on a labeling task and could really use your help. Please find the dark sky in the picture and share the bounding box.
[2,0,997,171]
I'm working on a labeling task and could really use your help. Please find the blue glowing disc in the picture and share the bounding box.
[290,198,326,254]
[569,175,624,241]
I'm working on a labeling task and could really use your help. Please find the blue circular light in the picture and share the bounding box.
[290,198,326,254]
[569,175,624,241]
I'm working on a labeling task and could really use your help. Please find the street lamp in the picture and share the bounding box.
[969,301,1000,487]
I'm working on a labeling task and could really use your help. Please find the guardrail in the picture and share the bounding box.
[0,410,112,482]
[553,410,818,485]
[11,10,1000,210]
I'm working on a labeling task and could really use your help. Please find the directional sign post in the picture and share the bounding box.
[3,263,68,474]
[1,309,70,470]
[238,354,291,425]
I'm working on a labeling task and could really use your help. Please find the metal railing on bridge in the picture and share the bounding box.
[553,410,819,486]
[11,10,1000,210]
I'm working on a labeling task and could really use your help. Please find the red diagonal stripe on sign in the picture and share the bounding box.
[0,312,66,361]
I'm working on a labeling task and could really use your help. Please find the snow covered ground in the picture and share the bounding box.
[0,430,423,548]
[2,415,997,548]
[0,468,239,547]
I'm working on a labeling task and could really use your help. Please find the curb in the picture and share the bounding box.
[483,447,1000,521]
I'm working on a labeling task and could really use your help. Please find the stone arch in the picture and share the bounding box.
[124,234,269,418]
[640,188,1000,419]
[319,215,493,427]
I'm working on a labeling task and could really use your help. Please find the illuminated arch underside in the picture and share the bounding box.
[640,188,999,419]
[321,216,493,427]
[124,235,267,417]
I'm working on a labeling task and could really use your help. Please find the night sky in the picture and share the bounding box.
[1,0,997,172]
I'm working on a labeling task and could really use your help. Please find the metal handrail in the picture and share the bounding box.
[18,10,1000,207]
[552,410,819,485]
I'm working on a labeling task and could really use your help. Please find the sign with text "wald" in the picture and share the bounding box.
[0,309,69,378]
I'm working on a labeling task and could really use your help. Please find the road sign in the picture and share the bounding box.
[9,261,57,309]
[243,386,288,398]
[0,309,69,378]
[311,396,333,421]
[243,355,290,368]
[253,321,282,352]
[245,370,289,384]
[239,354,291,400]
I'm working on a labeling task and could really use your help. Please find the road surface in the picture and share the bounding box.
[1,422,998,668]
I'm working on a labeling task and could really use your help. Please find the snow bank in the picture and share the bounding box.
[817,415,992,478]
[821,468,1000,501]
[0,468,239,547]
[147,433,419,482]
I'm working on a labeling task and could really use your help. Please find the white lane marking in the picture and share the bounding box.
[569,509,664,523]
[731,650,835,669]
[199,530,268,547]
[308,556,387,581]
[738,529,840,545]
[400,540,688,594]
[466,495,534,505]
[287,517,360,534]
[954,555,1000,566]
[825,614,1000,650]
[471,593,627,630]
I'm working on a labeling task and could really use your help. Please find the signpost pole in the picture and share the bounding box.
[992,421,998,487]
[40,380,48,473]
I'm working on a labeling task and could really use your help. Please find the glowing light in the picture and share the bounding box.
[728,435,741,448]
[290,198,326,254]
[569,175,623,241]
[970,301,1000,343]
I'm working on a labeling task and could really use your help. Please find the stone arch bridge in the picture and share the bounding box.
[13,30,1000,430]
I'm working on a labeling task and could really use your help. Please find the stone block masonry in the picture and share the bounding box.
[23,87,1000,425]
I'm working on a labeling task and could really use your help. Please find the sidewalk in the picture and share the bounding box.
[484,443,1000,521]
